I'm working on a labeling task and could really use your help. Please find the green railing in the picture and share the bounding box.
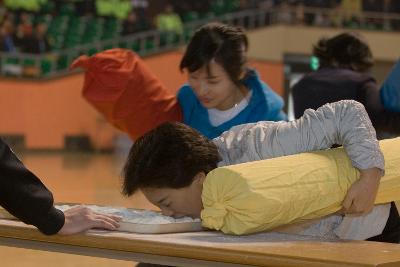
[1,7,399,79]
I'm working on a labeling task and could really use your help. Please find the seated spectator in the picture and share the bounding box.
[0,19,16,52]
[303,0,335,26]
[340,0,363,27]
[74,0,96,16]
[330,1,345,27]
[122,9,149,35]
[382,0,396,31]
[0,5,6,22]
[276,0,295,24]
[155,3,183,36]
[257,0,280,26]
[362,0,384,29]
[14,12,33,49]
[18,12,33,36]
[131,0,149,9]
[292,32,400,138]
[362,0,383,13]
[389,0,400,30]
[23,22,51,54]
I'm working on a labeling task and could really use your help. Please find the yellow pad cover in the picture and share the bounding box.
[201,138,400,235]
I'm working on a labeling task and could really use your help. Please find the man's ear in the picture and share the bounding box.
[193,172,206,185]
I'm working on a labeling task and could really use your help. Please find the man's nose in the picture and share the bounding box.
[161,208,174,217]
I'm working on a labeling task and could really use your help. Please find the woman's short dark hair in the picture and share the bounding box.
[313,32,373,72]
[180,22,249,85]
[122,122,221,196]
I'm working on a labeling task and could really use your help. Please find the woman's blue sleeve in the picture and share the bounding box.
[380,60,400,112]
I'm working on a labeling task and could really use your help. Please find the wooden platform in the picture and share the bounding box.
[1,219,400,267]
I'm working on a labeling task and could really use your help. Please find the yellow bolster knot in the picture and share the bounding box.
[201,202,228,230]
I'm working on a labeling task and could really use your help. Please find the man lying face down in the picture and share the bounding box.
[122,100,400,243]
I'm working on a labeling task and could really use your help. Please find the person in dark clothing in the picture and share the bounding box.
[292,32,400,138]
[23,22,51,54]
[0,19,17,52]
[121,10,150,36]
[362,0,383,11]
[0,139,121,235]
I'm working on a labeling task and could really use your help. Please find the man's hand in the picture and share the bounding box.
[58,206,122,235]
[341,167,382,216]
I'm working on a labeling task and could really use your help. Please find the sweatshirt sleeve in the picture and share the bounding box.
[214,100,384,172]
[0,139,65,235]
[380,60,400,112]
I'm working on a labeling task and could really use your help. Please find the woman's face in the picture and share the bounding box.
[141,172,205,219]
[188,60,243,111]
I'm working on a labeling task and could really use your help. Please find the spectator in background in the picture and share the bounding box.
[74,0,96,16]
[362,0,383,29]
[131,0,149,9]
[18,12,33,36]
[0,2,7,23]
[14,12,33,49]
[276,0,295,24]
[292,32,400,138]
[257,0,278,10]
[293,1,306,25]
[362,0,382,12]
[257,0,280,26]
[155,3,183,36]
[189,1,211,15]
[330,0,344,27]
[361,0,398,30]
[0,19,16,52]
[122,9,149,35]
[340,0,363,27]
[382,0,394,30]
[303,0,337,26]
[122,10,141,35]
[389,0,400,30]
[23,22,51,54]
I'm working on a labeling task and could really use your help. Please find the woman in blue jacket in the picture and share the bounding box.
[76,23,287,141]
[177,23,287,139]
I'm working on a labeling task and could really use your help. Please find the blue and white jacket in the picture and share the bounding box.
[177,69,287,139]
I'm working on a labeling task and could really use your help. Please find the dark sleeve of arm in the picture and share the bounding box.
[292,80,315,119]
[363,80,400,134]
[0,139,65,235]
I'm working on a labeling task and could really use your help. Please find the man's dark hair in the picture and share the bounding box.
[180,22,248,85]
[313,32,373,72]
[122,122,221,196]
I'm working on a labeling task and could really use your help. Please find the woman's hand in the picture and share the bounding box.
[341,167,382,216]
[58,206,122,235]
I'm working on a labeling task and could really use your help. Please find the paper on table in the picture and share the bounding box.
[0,204,203,234]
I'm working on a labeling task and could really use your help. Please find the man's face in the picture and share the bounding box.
[141,173,205,219]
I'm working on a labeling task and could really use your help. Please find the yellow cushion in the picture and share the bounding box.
[201,138,400,235]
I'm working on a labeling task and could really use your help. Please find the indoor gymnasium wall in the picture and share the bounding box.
[1,25,398,150]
